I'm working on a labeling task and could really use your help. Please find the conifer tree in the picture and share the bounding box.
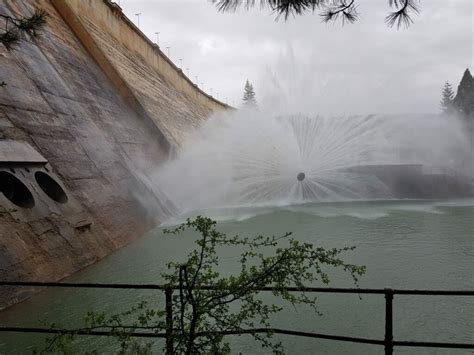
[452,69,474,154]
[242,79,258,108]
[452,68,474,117]
[440,82,455,114]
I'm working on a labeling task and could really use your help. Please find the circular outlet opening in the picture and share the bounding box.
[297,172,306,181]
[35,171,68,204]
[0,171,35,209]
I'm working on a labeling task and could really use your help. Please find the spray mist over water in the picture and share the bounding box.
[152,111,471,215]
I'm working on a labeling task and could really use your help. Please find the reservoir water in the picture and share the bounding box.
[0,199,473,354]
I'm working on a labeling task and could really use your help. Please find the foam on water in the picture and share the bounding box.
[160,199,474,226]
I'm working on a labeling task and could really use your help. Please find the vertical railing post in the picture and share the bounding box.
[165,287,174,355]
[384,288,394,355]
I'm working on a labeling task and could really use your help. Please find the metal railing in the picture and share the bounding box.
[1,281,473,354]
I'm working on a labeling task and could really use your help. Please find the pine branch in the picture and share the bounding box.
[0,30,20,49]
[320,0,358,25]
[272,0,324,20]
[385,0,419,28]
[0,9,47,49]
[213,0,326,19]
[212,0,420,27]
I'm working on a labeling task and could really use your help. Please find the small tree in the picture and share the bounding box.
[39,216,365,354]
[242,80,258,108]
[440,82,455,114]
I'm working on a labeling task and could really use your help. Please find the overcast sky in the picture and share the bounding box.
[118,0,472,116]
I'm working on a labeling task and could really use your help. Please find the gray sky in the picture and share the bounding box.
[119,0,473,116]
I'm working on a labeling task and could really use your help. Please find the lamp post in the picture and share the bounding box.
[135,13,141,28]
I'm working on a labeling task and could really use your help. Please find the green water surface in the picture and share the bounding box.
[0,199,473,354]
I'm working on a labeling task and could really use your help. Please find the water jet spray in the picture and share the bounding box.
[154,113,472,211]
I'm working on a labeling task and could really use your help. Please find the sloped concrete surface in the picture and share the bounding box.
[0,0,223,309]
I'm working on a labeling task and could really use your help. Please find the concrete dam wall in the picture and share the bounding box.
[0,0,229,309]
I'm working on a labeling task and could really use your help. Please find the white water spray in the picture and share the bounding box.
[152,110,471,215]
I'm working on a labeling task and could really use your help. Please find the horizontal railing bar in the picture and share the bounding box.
[1,281,473,296]
[0,327,166,338]
[198,328,385,345]
[394,341,474,349]
[0,281,167,290]
[393,290,474,296]
[203,286,386,294]
[2,326,473,349]
[0,326,386,345]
